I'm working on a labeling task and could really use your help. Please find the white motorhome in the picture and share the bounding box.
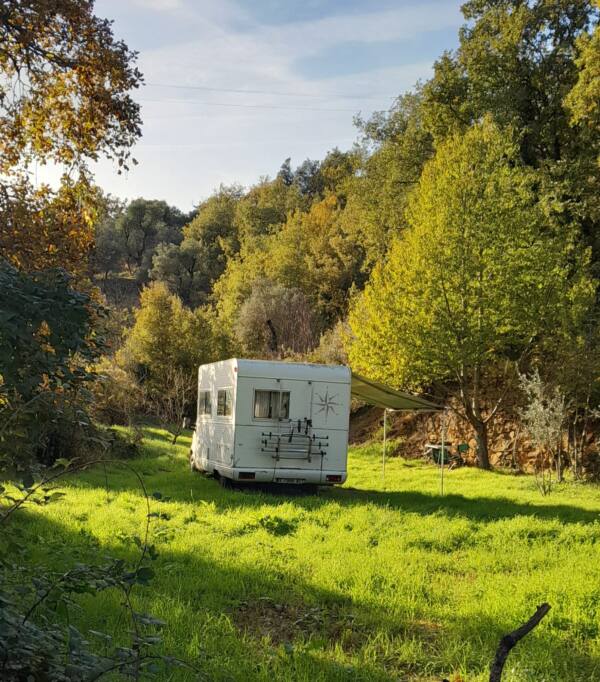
[190,358,351,485]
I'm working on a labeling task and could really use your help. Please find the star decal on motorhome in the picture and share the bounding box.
[315,389,339,421]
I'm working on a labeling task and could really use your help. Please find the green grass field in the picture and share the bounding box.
[6,428,600,681]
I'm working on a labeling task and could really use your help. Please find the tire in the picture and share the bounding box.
[302,483,319,495]
[218,474,233,489]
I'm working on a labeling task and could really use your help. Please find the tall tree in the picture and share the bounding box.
[348,120,594,469]
[182,185,242,285]
[277,157,294,186]
[0,260,106,467]
[0,0,142,273]
[234,177,301,242]
[423,0,597,164]
[115,198,187,278]
[235,278,321,358]
[421,0,600,293]
[0,261,104,402]
[318,148,358,205]
[271,195,366,324]
[348,91,433,268]
[149,239,207,306]
[121,282,221,394]
[566,1,600,133]
[90,194,126,284]
[293,158,323,199]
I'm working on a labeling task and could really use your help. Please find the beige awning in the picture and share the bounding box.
[351,373,441,411]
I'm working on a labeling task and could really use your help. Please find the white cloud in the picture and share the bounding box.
[39,0,463,208]
[139,0,460,91]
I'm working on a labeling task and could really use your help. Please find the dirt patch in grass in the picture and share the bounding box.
[231,598,363,648]
[410,618,444,641]
[231,599,444,656]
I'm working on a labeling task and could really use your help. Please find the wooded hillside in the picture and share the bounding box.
[75,1,600,477]
[2,0,600,475]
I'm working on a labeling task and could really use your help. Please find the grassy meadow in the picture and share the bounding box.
[4,427,600,681]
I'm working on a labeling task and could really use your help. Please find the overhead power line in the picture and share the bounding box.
[140,97,362,113]
[144,81,395,102]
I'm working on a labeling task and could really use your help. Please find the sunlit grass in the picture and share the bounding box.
[5,428,600,681]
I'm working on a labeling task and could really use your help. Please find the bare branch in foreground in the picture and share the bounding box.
[489,603,551,682]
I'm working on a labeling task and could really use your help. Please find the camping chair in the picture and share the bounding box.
[425,443,466,469]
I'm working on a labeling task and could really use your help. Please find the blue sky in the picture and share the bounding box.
[67,0,464,209]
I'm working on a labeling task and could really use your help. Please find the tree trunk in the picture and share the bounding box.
[473,419,491,470]
[555,445,563,483]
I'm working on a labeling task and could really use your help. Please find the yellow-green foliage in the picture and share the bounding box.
[214,194,365,332]
[234,176,304,242]
[348,119,594,390]
[270,195,364,323]
[212,238,273,335]
[122,281,225,390]
[566,4,600,132]
[5,428,600,681]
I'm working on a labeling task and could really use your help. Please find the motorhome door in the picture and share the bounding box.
[265,379,322,479]
[310,380,349,475]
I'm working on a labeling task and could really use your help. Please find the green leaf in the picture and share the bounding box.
[135,566,155,585]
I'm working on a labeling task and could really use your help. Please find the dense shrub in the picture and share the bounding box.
[91,358,146,426]
[235,278,321,357]
[0,262,107,471]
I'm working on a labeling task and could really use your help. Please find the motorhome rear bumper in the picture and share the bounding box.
[219,466,347,485]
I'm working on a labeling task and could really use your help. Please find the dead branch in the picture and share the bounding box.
[489,603,551,682]
[266,318,278,354]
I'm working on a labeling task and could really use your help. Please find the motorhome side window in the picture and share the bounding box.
[198,390,211,416]
[254,390,290,420]
[217,388,232,417]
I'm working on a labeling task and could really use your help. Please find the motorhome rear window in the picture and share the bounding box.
[254,390,290,419]
[217,388,232,416]
[198,390,211,416]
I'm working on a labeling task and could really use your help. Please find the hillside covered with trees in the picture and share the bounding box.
[70,0,600,475]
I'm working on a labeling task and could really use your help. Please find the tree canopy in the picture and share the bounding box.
[348,120,595,468]
[0,0,143,274]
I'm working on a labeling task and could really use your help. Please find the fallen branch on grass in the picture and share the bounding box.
[489,603,551,681]
[439,603,551,682]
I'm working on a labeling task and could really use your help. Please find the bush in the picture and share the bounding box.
[91,357,146,425]
[0,262,106,471]
[235,278,321,357]
[121,281,224,395]
[310,319,350,365]
[520,370,567,494]
[1,391,101,472]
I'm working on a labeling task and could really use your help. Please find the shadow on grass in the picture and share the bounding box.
[69,459,600,527]
[330,487,600,525]
[5,510,398,681]
[6,507,600,682]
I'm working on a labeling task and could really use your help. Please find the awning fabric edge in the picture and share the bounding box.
[351,372,442,411]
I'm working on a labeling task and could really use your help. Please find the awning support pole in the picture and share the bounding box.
[440,410,446,496]
[382,408,387,490]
